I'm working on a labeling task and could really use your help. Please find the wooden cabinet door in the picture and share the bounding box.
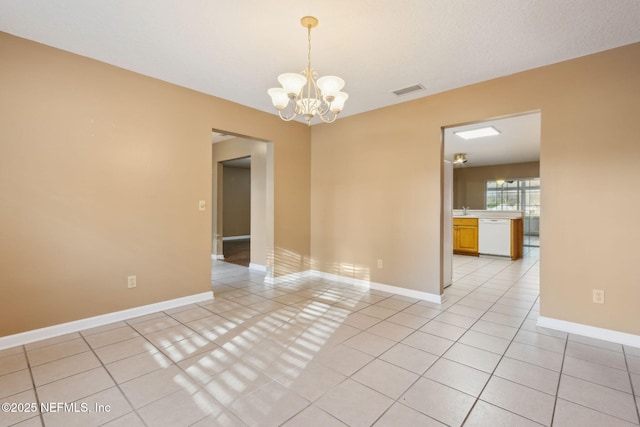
[453,218,478,255]
[457,225,478,253]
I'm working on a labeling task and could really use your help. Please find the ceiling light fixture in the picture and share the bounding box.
[454,126,500,140]
[268,16,348,125]
[453,153,468,164]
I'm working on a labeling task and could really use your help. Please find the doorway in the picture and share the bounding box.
[212,131,274,276]
[441,112,541,287]
[220,156,251,266]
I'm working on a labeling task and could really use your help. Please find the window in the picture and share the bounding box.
[486,178,540,246]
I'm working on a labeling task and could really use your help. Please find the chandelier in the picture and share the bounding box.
[268,16,348,125]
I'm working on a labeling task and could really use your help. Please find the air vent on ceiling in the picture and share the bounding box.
[392,84,425,96]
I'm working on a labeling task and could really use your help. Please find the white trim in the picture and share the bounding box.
[370,281,443,304]
[263,269,443,304]
[270,270,311,285]
[0,291,214,350]
[249,263,267,272]
[222,235,250,241]
[212,254,225,260]
[311,270,370,289]
[310,270,443,304]
[537,316,640,348]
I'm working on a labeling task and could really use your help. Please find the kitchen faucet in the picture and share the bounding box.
[462,206,468,215]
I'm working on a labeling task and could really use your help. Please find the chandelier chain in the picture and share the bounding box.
[307,25,312,73]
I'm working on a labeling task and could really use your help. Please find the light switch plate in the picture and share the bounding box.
[592,289,604,304]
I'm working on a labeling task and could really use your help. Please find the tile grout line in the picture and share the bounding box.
[363,256,542,426]
[163,296,329,425]
[456,257,637,425]
[77,331,150,427]
[158,260,522,426]
[548,318,569,427]
[21,345,46,426]
[148,266,640,427]
[213,272,412,426]
[99,304,248,426]
[220,258,519,425]
[14,252,639,426]
[125,308,245,426]
[202,278,356,426]
[390,252,504,419]
[456,258,546,426]
[622,346,640,424]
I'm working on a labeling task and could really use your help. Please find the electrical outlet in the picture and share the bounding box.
[377,259,383,269]
[198,200,206,211]
[128,275,137,289]
[592,289,604,304]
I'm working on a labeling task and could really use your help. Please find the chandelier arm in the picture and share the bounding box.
[278,110,297,122]
[311,74,326,113]
[278,99,299,121]
[318,110,338,124]
[316,98,331,116]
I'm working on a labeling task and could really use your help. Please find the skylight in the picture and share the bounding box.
[454,126,500,140]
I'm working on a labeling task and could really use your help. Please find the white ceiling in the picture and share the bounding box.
[2,0,640,126]
[221,156,251,169]
[1,2,638,167]
[444,112,541,167]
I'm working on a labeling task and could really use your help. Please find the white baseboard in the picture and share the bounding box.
[222,235,250,241]
[310,270,370,289]
[369,281,443,304]
[0,291,214,351]
[261,268,443,303]
[537,316,640,348]
[266,270,311,285]
[249,263,267,272]
[211,254,225,260]
[310,270,443,304]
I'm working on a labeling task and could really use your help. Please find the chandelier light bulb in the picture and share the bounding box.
[330,92,349,113]
[316,76,345,101]
[267,88,289,110]
[277,73,307,98]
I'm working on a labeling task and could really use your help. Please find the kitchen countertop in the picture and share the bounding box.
[452,209,523,219]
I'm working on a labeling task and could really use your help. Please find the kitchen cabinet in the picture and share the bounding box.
[453,217,478,256]
[510,218,524,260]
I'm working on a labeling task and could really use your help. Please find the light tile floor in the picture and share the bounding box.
[2,248,640,426]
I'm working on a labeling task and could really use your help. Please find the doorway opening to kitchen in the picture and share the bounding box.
[441,111,541,288]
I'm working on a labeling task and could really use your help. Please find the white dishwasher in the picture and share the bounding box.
[479,218,511,256]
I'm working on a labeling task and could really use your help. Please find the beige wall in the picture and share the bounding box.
[312,43,640,335]
[212,137,270,268]
[222,166,251,237]
[0,32,310,336]
[2,30,639,338]
[453,161,540,209]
